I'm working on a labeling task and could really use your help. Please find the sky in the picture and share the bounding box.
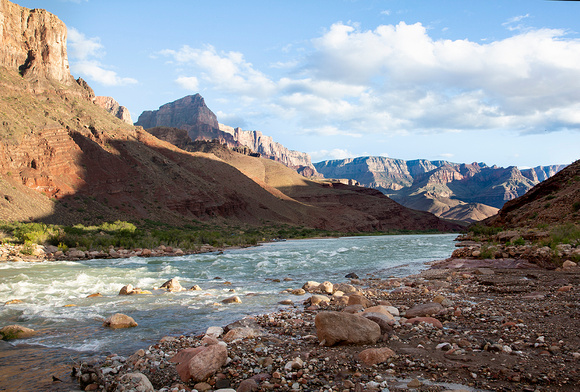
[16,0,580,168]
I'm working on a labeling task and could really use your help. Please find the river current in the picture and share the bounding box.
[0,234,456,390]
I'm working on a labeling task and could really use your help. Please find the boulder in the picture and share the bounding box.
[302,281,320,292]
[309,294,330,305]
[160,277,185,292]
[119,373,154,392]
[347,294,372,308]
[319,281,334,294]
[66,249,86,258]
[563,260,577,269]
[205,326,223,338]
[315,311,381,346]
[361,312,395,334]
[103,313,138,329]
[222,295,242,304]
[405,302,443,318]
[0,325,36,340]
[334,283,357,294]
[357,347,396,366]
[223,327,261,342]
[172,343,228,382]
[119,284,134,295]
[342,304,365,314]
[363,305,396,319]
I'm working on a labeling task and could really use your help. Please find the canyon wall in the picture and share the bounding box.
[0,0,73,85]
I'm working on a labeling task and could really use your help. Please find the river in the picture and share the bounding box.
[0,234,456,391]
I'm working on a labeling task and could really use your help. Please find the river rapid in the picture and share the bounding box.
[0,234,456,391]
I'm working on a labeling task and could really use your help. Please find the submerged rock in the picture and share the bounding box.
[0,325,36,340]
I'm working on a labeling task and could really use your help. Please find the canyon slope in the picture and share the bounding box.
[135,95,319,176]
[315,157,566,223]
[483,159,580,229]
[0,0,460,233]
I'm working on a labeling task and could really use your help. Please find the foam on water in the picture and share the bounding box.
[0,234,456,355]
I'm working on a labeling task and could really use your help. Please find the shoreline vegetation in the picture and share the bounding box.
[0,220,452,263]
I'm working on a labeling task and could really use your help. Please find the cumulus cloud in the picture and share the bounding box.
[161,45,276,98]
[158,20,580,138]
[67,27,137,86]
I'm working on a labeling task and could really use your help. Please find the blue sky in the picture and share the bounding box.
[17,0,580,168]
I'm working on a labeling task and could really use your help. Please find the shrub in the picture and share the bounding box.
[550,223,580,246]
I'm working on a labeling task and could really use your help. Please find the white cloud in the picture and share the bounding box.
[160,45,276,98]
[503,14,530,31]
[302,125,362,138]
[309,148,354,161]
[73,61,137,86]
[176,76,199,90]
[158,21,580,139]
[67,27,137,86]
[67,27,103,60]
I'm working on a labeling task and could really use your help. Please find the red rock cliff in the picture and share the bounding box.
[0,0,73,85]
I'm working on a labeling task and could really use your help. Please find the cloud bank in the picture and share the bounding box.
[160,20,580,140]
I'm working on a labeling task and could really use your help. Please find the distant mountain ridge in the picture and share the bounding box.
[135,95,319,176]
[315,157,566,223]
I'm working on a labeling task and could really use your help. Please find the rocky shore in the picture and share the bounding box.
[72,259,579,392]
[0,243,229,263]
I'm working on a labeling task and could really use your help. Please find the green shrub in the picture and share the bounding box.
[550,223,580,246]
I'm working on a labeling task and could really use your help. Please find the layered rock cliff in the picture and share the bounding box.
[0,0,73,85]
[136,95,319,176]
[315,157,565,223]
[94,96,132,125]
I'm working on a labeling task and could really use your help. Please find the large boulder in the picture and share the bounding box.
[315,311,381,346]
[103,313,138,329]
[172,343,228,382]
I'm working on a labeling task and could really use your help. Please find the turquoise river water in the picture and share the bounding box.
[0,234,456,391]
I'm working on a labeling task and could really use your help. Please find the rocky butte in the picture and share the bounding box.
[135,94,320,176]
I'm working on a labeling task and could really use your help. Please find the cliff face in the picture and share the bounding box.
[219,124,316,172]
[0,0,73,85]
[315,157,565,223]
[94,96,133,125]
[136,95,319,175]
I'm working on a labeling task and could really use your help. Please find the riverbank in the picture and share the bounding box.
[72,258,579,391]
